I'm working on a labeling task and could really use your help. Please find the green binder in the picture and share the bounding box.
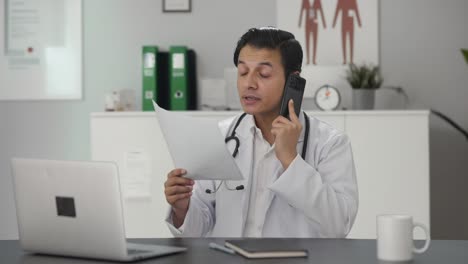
[142,46,158,111]
[169,46,188,110]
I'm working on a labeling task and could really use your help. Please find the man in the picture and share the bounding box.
[164,27,358,238]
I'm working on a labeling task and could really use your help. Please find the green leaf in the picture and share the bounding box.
[462,49,468,64]
[345,63,383,89]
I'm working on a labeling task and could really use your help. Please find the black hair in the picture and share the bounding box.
[233,27,303,78]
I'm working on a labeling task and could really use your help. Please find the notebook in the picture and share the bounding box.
[11,158,186,262]
[224,239,308,259]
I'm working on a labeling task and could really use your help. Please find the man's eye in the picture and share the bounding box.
[259,73,270,78]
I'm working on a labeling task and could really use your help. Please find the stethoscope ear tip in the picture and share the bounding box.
[205,189,212,194]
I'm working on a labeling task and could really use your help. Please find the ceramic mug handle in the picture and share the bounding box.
[413,222,430,254]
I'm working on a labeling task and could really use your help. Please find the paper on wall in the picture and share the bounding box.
[122,150,152,199]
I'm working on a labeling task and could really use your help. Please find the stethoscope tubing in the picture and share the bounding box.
[206,112,310,194]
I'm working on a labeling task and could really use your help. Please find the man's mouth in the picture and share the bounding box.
[243,95,260,101]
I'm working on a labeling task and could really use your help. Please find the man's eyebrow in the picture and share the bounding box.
[237,60,273,68]
[258,62,273,68]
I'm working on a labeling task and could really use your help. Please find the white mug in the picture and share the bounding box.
[377,215,430,261]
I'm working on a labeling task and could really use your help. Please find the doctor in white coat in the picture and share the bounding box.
[164,27,358,238]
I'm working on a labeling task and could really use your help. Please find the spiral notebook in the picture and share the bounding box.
[224,239,308,259]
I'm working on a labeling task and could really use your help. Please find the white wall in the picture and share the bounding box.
[0,0,276,240]
[380,0,468,239]
[1,0,467,239]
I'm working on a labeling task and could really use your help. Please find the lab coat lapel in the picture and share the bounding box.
[263,112,307,217]
[222,113,307,235]
[232,115,255,235]
[236,133,254,234]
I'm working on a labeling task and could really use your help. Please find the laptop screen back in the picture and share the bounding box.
[11,158,129,260]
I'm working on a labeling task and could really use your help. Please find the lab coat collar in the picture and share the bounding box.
[234,113,256,141]
[234,112,307,143]
[229,111,307,234]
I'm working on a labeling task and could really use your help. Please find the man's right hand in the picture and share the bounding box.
[164,168,194,228]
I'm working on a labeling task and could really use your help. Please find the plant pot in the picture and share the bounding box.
[352,89,376,110]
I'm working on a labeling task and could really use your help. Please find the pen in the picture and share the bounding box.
[209,242,236,255]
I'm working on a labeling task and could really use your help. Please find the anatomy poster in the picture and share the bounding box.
[277,0,378,66]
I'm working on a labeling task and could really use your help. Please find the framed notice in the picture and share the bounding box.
[163,0,191,13]
[0,0,82,100]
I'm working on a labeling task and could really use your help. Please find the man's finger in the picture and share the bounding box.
[168,168,187,178]
[165,185,193,196]
[271,127,280,137]
[167,192,192,204]
[272,121,287,129]
[273,115,290,124]
[288,99,300,122]
[166,177,194,187]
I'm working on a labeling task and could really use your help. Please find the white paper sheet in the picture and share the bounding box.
[122,150,151,199]
[153,101,243,181]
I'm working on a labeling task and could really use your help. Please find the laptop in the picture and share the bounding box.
[11,158,186,262]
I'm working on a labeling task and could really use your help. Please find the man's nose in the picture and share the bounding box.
[245,73,257,89]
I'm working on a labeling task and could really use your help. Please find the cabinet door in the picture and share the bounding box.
[345,113,429,239]
[91,115,173,238]
[307,112,345,132]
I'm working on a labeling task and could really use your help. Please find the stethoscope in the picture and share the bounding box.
[205,112,310,194]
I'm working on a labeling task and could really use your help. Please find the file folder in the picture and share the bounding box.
[169,46,189,110]
[186,49,198,110]
[142,46,158,111]
[157,51,170,110]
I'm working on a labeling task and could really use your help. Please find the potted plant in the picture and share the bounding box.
[462,49,468,64]
[345,63,384,110]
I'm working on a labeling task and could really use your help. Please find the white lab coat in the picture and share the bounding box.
[166,112,358,238]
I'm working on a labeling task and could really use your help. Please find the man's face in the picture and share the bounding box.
[237,45,286,118]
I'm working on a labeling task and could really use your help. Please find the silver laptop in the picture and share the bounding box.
[11,158,186,262]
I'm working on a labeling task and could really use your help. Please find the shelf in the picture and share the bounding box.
[91,110,430,118]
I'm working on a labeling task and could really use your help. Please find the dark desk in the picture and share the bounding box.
[1,238,467,264]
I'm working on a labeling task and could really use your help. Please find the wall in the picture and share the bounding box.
[380,0,468,239]
[1,0,467,239]
[0,0,276,239]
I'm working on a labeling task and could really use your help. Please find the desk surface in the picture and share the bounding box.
[1,238,466,264]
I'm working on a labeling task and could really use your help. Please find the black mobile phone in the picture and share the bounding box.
[279,74,306,119]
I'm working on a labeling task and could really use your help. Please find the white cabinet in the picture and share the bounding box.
[90,110,429,239]
[343,112,430,239]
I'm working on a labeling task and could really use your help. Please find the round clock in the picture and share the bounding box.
[314,85,341,111]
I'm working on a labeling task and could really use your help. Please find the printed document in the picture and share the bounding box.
[153,101,243,181]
